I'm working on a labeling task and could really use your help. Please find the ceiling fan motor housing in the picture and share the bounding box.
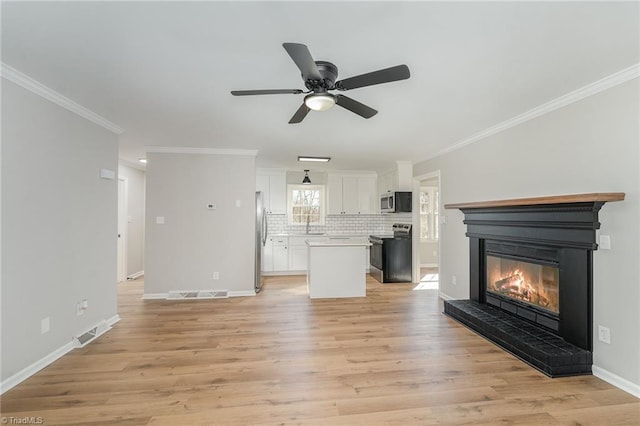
[304,61,338,91]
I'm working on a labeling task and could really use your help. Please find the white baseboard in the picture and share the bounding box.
[0,315,120,395]
[143,291,256,300]
[141,293,168,300]
[126,270,144,280]
[262,271,304,276]
[420,263,438,268]
[229,290,256,297]
[107,314,120,327]
[592,365,640,398]
[0,341,74,395]
[439,291,455,301]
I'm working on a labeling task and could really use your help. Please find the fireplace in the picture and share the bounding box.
[486,254,559,315]
[443,193,624,377]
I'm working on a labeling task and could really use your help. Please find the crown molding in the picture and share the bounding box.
[145,146,258,156]
[1,63,125,135]
[418,63,640,163]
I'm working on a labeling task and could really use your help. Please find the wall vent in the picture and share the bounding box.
[73,320,110,348]
[167,290,228,300]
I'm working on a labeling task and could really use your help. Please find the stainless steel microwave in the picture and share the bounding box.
[380,191,412,213]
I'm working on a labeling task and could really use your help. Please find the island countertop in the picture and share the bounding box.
[306,238,371,247]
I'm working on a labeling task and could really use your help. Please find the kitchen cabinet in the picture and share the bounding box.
[262,236,288,272]
[288,235,326,272]
[378,161,413,194]
[262,238,274,272]
[272,236,288,271]
[327,173,377,215]
[256,171,286,214]
[288,236,308,271]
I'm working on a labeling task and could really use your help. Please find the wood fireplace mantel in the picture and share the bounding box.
[444,192,625,210]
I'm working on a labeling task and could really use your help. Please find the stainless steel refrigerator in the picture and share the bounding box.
[255,191,267,292]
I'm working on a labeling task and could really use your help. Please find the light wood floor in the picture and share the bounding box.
[2,276,638,425]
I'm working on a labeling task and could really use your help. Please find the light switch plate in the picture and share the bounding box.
[599,235,611,250]
[156,216,165,224]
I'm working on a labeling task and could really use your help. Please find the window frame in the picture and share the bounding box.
[287,184,326,226]
[419,186,439,242]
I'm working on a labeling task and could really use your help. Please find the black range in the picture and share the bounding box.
[369,223,412,283]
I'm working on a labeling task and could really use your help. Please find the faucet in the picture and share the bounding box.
[306,212,311,234]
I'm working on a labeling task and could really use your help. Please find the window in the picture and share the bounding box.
[287,185,325,225]
[420,186,439,240]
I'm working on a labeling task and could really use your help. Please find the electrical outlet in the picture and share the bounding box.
[598,325,611,344]
[599,235,611,250]
[213,272,220,280]
[451,275,457,286]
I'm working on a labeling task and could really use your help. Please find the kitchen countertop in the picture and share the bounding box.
[306,239,371,247]
[270,233,370,238]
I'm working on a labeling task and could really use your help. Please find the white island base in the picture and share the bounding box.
[306,240,370,299]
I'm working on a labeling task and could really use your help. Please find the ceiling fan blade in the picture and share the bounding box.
[335,64,410,91]
[289,103,311,124]
[335,95,377,119]
[231,89,303,96]
[282,43,322,81]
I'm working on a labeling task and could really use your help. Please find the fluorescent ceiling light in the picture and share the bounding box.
[304,93,336,111]
[139,158,148,164]
[298,156,331,162]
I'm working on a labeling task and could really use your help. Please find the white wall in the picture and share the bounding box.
[414,79,639,390]
[118,163,145,276]
[1,80,119,382]
[144,152,256,295]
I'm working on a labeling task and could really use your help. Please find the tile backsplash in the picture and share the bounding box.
[266,213,412,236]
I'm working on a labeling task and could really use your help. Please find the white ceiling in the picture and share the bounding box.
[2,1,638,172]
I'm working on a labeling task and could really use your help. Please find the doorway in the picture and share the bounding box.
[117,177,128,283]
[413,171,440,290]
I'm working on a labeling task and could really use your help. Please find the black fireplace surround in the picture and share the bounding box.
[443,193,624,377]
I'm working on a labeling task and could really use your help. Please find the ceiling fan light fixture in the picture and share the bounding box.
[304,93,336,111]
[302,170,312,185]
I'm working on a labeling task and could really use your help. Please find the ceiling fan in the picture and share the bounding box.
[231,43,410,124]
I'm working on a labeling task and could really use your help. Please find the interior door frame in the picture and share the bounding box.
[117,176,128,282]
[412,170,441,285]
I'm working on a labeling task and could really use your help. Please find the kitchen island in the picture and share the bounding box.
[306,238,371,299]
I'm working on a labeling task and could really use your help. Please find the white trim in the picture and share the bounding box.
[592,365,640,398]
[416,63,640,163]
[439,291,455,301]
[0,315,120,395]
[420,263,438,268]
[229,290,257,297]
[0,341,74,395]
[141,293,168,300]
[143,290,255,299]
[127,270,144,280]
[0,63,124,135]
[107,314,120,327]
[117,177,128,283]
[145,146,258,156]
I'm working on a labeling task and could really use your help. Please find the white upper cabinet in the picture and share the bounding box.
[327,173,377,215]
[378,161,413,194]
[356,175,377,214]
[256,170,286,214]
